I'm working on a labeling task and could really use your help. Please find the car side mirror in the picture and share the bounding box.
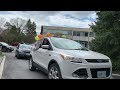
[41,45,49,50]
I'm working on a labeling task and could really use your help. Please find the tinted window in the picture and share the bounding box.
[85,32,88,37]
[42,39,50,45]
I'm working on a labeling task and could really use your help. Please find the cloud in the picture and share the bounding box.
[47,14,92,28]
[0,11,97,34]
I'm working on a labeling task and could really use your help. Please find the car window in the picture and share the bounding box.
[42,39,50,45]
[41,38,53,50]
[19,44,31,49]
[50,37,89,51]
[33,39,43,51]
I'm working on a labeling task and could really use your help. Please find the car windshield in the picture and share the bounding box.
[19,44,32,49]
[0,42,9,46]
[50,37,89,51]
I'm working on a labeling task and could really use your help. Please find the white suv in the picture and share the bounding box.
[29,37,112,79]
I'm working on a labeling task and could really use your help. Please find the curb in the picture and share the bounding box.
[0,56,6,79]
[112,74,120,76]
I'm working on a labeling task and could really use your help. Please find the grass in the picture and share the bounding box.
[112,60,120,72]
[0,51,3,64]
[0,51,3,58]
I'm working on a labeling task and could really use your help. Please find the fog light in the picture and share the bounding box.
[72,69,88,79]
[72,74,80,78]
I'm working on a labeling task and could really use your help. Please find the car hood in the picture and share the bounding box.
[19,49,31,52]
[57,49,110,59]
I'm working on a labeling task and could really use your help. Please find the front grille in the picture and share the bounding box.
[86,59,109,63]
[90,68,110,78]
[23,51,30,53]
[73,69,88,78]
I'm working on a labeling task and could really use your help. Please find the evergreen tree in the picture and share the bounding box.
[90,11,120,71]
[25,19,37,43]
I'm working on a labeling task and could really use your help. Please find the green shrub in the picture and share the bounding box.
[112,60,120,71]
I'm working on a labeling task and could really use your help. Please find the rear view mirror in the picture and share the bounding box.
[41,45,49,49]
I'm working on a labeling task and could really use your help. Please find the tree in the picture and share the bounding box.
[1,18,27,44]
[0,18,37,44]
[4,22,12,30]
[10,18,26,34]
[24,19,37,43]
[90,11,120,71]
[0,17,6,28]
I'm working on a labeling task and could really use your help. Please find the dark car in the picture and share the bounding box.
[11,42,19,47]
[0,42,14,52]
[15,44,32,59]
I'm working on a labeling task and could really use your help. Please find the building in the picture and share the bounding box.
[40,26,95,48]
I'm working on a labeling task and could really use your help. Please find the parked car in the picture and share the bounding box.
[29,37,112,79]
[11,42,19,47]
[0,42,14,52]
[15,44,32,59]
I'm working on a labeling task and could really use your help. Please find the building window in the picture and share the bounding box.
[68,31,72,35]
[80,32,85,36]
[73,31,77,36]
[85,32,88,37]
[77,31,80,36]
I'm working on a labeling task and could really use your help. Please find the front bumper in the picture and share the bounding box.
[60,61,112,79]
[18,52,30,58]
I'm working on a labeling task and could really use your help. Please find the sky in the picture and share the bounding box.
[0,11,97,34]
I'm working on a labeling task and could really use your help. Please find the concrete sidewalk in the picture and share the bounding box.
[0,56,6,79]
[0,56,3,65]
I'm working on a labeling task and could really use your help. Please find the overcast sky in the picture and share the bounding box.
[0,11,97,34]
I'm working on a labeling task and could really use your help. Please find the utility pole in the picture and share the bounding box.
[88,28,90,49]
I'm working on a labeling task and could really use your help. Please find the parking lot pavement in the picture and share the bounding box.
[1,51,120,79]
[2,52,48,79]
[112,74,120,79]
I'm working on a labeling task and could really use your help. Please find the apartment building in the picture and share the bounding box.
[40,26,95,48]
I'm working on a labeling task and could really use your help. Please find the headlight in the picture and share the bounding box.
[60,54,82,63]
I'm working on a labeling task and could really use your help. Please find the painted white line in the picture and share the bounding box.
[0,56,6,79]
[112,74,120,77]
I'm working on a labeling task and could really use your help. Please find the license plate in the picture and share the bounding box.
[97,71,106,78]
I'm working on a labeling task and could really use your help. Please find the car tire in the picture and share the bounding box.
[29,57,36,71]
[16,54,20,59]
[48,63,62,79]
[2,47,7,52]
[15,52,17,57]
[8,49,11,52]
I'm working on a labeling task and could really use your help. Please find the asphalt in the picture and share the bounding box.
[1,51,48,79]
[1,50,120,79]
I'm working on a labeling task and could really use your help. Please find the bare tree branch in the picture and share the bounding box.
[0,17,6,28]
[10,17,26,33]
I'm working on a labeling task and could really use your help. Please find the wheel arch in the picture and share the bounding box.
[48,59,59,70]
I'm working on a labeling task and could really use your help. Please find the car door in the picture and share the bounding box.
[39,38,53,69]
[32,39,44,67]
